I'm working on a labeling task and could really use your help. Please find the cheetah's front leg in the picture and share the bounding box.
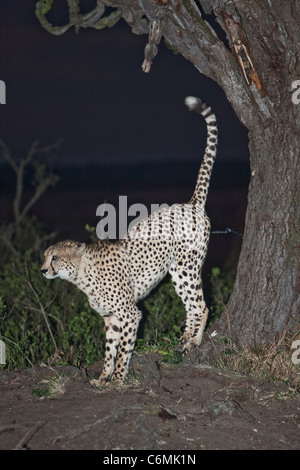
[91,315,121,387]
[111,306,142,383]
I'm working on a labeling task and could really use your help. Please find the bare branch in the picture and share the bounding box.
[0,225,20,258]
[1,138,62,225]
[36,0,107,35]
[0,138,18,173]
[20,174,58,224]
[24,259,58,351]
[35,1,73,36]
[26,138,63,162]
[16,140,61,226]
[120,6,149,35]
[0,138,61,258]
[142,20,162,73]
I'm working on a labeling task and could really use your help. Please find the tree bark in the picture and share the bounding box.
[36,0,300,346]
[217,123,300,346]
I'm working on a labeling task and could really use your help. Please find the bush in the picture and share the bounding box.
[208,266,235,327]
[142,275,185,343]
[0,251,105,371]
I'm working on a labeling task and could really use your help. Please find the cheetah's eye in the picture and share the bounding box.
[52,256,58,261]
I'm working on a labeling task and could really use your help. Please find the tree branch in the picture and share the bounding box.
[0,138,18,173]
[0,225,20,258]
[23,259,58,351]
[20,173,58,224]
[36,0,113,35]
[142,20,162,73]
[25,141,61,225]
[0,138,61,259]
[35,0,278,126]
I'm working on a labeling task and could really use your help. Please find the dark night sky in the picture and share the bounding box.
[0,1,249,261]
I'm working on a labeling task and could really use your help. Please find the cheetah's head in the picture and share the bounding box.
[41,240,86,282]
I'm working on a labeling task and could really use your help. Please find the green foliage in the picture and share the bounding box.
[60,309,105,366]
[0,251,105,371]
[142,276,186,342]
[208,267,235,326]
[136,325,182,364]
[85,223,98,242]
[0,296,6,316]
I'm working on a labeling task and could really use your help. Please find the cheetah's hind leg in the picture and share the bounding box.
[181,305,209,354]
[169,259,208,354]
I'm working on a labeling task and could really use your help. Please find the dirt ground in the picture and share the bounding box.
[0,352,299,451]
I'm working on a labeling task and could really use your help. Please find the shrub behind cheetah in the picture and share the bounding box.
[41,97,218,385]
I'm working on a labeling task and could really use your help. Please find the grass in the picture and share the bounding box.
[207,268,300,394]
[136,321,299,394]
[32,371,71,399]
[216,329,300,394]
[136,325,183,364]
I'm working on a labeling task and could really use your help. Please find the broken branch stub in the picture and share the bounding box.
[142,20,163,73]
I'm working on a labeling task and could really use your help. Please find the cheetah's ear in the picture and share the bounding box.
[77,242,86,254]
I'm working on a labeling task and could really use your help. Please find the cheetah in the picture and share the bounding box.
[41,96,218,385]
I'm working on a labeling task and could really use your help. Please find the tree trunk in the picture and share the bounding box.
[215,123,300,346]
[36,0,300,346]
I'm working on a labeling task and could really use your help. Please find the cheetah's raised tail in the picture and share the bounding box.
[185,96,218,206]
